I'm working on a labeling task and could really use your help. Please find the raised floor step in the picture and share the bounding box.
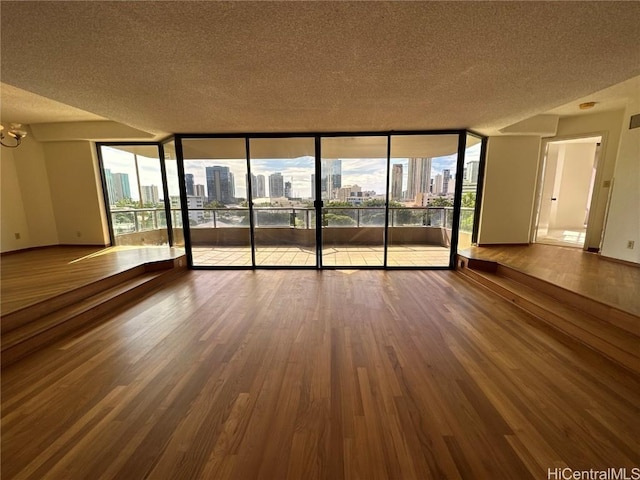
[1,263,185,368]
[457,255,640,374]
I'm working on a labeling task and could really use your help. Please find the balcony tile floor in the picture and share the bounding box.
[192,245,450,267]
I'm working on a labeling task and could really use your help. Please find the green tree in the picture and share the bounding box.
[115,198,137,208]
[324,213,356,226]
[429,196,453,207]
[326,200,353,207]
[204,200,225,209]
[462,192,476,208]
[362,198,385,207]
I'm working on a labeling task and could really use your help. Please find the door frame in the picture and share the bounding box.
[531,132,608,251]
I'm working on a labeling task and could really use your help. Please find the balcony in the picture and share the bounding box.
[111,206,474,267]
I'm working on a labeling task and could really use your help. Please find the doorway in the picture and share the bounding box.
[533,136,602,249]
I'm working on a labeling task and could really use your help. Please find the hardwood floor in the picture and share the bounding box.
[460,243,640,316]
[1,246,185,315]
[2,270,638,479]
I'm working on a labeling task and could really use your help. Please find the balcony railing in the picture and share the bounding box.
[111,207,475,236]
[110,208,182,235]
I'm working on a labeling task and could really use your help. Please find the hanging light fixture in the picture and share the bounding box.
[0,123,28,148]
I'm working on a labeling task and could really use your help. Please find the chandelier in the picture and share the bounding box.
[0,123,28,148]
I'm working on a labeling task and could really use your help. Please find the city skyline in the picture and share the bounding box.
[102,143,481,203]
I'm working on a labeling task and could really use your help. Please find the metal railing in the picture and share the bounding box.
[112,206,475,235]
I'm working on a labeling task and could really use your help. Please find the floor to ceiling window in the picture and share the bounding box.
[321,136,388,267]
[162,139,185,247]
[98,130,486,268]
[180,138,251,267]
[387,134,460,267]
[98,144,170,246]
[457,133,485,251]
[250,137,317,267]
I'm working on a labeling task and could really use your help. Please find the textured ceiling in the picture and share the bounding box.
[0,83,106,124]
[1,1,639,136]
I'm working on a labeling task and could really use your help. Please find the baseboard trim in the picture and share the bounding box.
[1,244,110,257]
[475,242,530,247]
[599,254,640,268]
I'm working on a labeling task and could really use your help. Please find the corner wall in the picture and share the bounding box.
[1,133,59,252]
[44,141,110,246]
[1,132,110,253]
[477,136,541,244]
[601,102,640,264]
[1,147,31,251]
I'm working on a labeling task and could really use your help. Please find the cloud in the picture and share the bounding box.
[102,142,483,203]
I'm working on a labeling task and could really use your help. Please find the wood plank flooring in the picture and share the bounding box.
[460,244,640,316]
[2,270,638,479]
[1,246,185,315]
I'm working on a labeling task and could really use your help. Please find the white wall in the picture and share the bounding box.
[601,101,640,264]
[1,133,59,252]
[1,134,109,252]
[1,147,32,252]
[44,141,110,245]
[478,136,541,244]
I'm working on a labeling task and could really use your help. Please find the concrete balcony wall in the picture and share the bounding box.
[189,226,452,247]
[115,229,169,246]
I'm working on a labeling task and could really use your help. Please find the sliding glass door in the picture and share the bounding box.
[320,136,388,267]
[250,138,316,266]
[181,138,251,267]
[387,134,459,267]
[173,131,484,269]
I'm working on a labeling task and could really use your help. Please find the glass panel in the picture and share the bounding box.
[100,145,168,246]
[181,138,250,266]
[457,134,482,252]
[387,135,459,266]
[163,140,185,247]
[321,136,387,267]
[249,137,316,267]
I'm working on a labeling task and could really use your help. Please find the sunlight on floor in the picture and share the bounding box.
[192,245,450,267]
[69,246,185,264]
[536,228,586,248]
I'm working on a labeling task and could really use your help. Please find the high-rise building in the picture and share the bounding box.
[336,184,361,203]
[284,181,292,199]
[406,158,432,202]
[269,172,284,198]
[194,184,205,198]
[228,172,235,199]
[249,174,258,199]
[447,177,456,195]
[320,159,342,199]
[206,166,234,204]
[391,164,403,200]
[112,172,131,202]
[104,169,116,203]
[442,169,452,194]
[465,161,479,184]
[256,175,266,198]
[433,173,443,195]
[141,185,159,205]
[249,174,267,199]
[185,173,195,196]
[171,195,204,224]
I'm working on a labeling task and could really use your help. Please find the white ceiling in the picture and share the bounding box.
[1,1,639,137]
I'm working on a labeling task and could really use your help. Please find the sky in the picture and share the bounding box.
[101,143,481,201]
